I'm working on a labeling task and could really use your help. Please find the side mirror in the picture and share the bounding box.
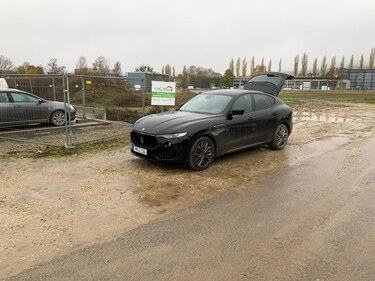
[38,99,45,104]
[227,107,245,120]
[231,108,245,116]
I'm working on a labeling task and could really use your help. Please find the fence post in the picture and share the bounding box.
[29,78,33,94]
[63,74,74,149]
[80,76,87,119]
[52,77,56,101]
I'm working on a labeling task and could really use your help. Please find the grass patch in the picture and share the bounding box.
[32,138,131,158]
[279,91,375,106]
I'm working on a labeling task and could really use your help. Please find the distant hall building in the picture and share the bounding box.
[341,68,375,90]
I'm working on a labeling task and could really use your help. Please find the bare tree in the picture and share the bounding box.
[278,59,282,72]
[75,56,88,74]
[242,58,247,77]
[359,54,364,69]
[229,58,234,74]
[320,56,327,77]
[46,58,66,74]
[293,55,299,77]
[235,57,241,77]
[92,56,110,75]
[312,58,318,77]
[349,55,354,69]
[369,48,375,69]
[300,53,308,77]
[267,59,272,72]
[0,55,14,74]
[112,61,122,76]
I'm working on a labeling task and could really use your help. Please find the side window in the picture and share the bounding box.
[10,92,39,103]
[253,93,275,110]
[0,92,9,103]
[232,94,252,113]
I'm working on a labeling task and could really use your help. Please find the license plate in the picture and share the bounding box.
[133,145,147,155]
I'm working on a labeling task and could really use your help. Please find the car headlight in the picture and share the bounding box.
[159,132,187,139]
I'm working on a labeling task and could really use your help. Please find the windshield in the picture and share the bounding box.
[180,94,233,114]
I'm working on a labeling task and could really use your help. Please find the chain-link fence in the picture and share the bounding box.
[0,74,196,156]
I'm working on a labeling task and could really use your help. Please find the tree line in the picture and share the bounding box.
[1,48,374,89]
[0,56,123,76]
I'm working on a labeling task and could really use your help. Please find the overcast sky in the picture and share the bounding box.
[1,0,374,74]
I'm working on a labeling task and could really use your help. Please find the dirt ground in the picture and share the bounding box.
[0,103,374,279]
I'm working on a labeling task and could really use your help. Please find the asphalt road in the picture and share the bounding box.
[5,137,375,281]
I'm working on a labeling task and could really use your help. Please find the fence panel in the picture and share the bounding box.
[0,74,199,157]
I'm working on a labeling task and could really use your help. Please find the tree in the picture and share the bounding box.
[235,57,241,77]
[320,56,327,77]
[301,53,308,77]
[179,65,190,89]
[268,59,272,72]
[0,55,14,74]
[369,48,375,70]
[161,66,164,74]
[112,61,122,76]
[164,64,172,76]
[338,55,345,78]
[293,55,299,77]
[260,57,265,69]
[46,58,66,74]
[312,58,318,77]
[242,58,247,77]
[76,56,88,74]
[253,64,266,74]
[135,64,153,72]
[278,59,282,72]
[13,62,44,74]
[349,55,354,69]
[92,56,110,75]
[328,56,336,78]
[359,54,364,69]
[229,59,234,74]
[173,67,176,78]
[220,69,234,88]
[188,65,221,88]
[251,56,255,75]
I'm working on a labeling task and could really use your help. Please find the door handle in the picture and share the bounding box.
[272,112,278,116]
[248,117,254,121]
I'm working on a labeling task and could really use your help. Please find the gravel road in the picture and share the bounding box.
[1,103,374,280]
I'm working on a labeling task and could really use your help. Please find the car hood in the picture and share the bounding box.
[242,72,293,96]
[133,111,215,135]
[46,100,75,110]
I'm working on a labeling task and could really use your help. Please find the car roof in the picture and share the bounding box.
[201,89,267,96]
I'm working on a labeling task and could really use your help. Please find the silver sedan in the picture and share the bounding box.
[0,89,76,127]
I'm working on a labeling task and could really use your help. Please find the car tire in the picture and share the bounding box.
[269,123,289,150]
[188,136,215,171]
[50,110,66,126]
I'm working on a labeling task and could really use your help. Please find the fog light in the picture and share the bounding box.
[164,141,172,148]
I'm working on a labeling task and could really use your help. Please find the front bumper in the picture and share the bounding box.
[130,130,190,162]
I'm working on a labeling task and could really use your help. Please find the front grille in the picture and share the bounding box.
[131,131,157,149]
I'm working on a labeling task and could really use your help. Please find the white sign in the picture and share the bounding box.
[151,81,176,106]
